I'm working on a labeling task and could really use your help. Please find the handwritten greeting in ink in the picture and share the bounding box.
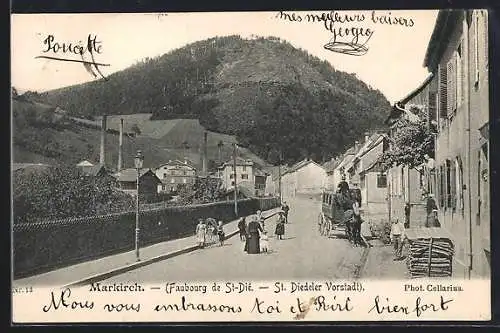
[35,34,110,80]
[275,11,415,56]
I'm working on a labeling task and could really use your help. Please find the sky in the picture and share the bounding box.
[11,10,438,104]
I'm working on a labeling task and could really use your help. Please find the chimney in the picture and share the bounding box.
[202,131,208,176]
[354,140,359,151]
[100,115,107,166]
[117,118,123,171]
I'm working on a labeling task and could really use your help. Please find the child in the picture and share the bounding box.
[260,230,270,253]
[217,221,225,246]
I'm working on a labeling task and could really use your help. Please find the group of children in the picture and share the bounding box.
[195,218,225,248]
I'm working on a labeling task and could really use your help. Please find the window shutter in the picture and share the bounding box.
[446,57,456,116]
[482,12,488,68]
[439,65,448,118]
[429,91,437,123]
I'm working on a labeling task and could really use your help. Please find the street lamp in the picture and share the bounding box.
[134,150,144,261]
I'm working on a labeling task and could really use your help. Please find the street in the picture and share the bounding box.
[102,197,368,283]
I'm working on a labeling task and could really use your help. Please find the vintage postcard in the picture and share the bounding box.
[11,10,491,323]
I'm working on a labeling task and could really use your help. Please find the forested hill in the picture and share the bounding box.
[31,35,390,164]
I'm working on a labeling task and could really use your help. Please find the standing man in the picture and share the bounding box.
[281,201,290,223]
[390,219,405,260]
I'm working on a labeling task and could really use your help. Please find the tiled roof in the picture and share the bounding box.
[80,164,107,177]
[156,159,196,170]
[113,168,159,182]
[12,163,51,172]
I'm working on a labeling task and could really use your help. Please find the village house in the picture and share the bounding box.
[330,146,358,191]
[113,168,162,202]
[218,157,269,197]
[385,74,436,228]
[420,9,490,279]
[155,159,197,193]
[344,133,389,219]
[281,158,326,199]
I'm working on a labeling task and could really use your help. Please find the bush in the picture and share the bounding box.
[369,219,392,244]
[13,165,134,223]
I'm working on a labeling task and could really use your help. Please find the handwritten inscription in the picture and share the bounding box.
[368,295,453,317]
[275,11,415,55]
[35,34,109,80]
[36,285,459,319]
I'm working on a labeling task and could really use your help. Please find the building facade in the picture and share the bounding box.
[345,134,389,219]
[422,9,489,278]
[218,157,268,196]
[155,160,197,193]
[281,159,326,198]
[113,168,162,202]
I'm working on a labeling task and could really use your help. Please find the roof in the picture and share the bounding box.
[423,10,463,70]
[346,134,386,172]
[253,168,269,177]
[220,157,254,168]
[156,159,196,170]
[12,163,51,172]
[79,164,107,177]
[322,158,341,173]
[283,158,324,176]
[113,168,160,183]
[224,185,253,198]
[386,74,434,124]
[76,160,94,167]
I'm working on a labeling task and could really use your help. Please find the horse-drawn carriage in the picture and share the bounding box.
[318,188,363,242]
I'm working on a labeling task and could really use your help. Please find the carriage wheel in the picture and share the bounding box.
[318,213,324,235]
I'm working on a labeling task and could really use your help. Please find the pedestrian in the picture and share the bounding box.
[275,212,285,240]
[217,221,225,246]
[260,231,270,253]
[352,200,363,246]
[256,210,265,229]
[195,219,207,249]
[246,215,263,254]
[390,219,405,260]
[281,202,290,223]
[238,217,247,242]
[426,209,441,228]
[404,202,411,229]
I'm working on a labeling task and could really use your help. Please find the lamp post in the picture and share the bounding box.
[134,150,144,262]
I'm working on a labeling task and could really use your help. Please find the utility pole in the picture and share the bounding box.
[233,143,238,216]
[278,150,283,204]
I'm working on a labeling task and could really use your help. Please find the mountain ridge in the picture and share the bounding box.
[23,35,391,164]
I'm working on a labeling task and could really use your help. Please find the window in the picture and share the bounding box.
[183,170,187,175]
[450,160,457,210]
[231,181,235,186]
[230,174,235,179]
[241,174,248,180]
[360,175,365,189]
[163,173,167,179]
[377,174,387,188]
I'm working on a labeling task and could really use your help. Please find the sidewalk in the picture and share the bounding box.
[361,239,409,279]
[13,208,281,287]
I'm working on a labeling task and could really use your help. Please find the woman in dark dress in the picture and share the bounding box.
[238,217,247,242]
[246,215,263,254]
[275,212,285,240]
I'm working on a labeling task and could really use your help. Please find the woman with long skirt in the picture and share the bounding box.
[275,212,285,240]
[246,215,263,254]
[195,219,207,248]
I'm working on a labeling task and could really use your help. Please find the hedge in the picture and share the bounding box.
[13,197,280,278]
